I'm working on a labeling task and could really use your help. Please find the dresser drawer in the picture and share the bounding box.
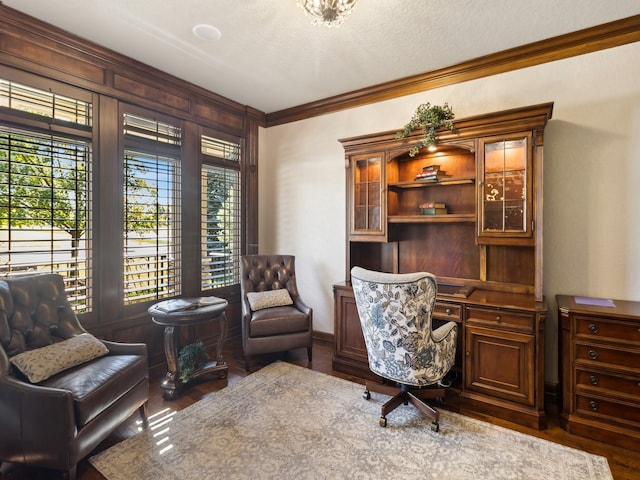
[575,367,640,400]
[575,393,640,427]
[575,315,640,345]
[433,302,462,323]
[466,307,534,332]
[575,342,640,372]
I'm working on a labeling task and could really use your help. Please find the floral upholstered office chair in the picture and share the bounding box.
[350,266,457,431]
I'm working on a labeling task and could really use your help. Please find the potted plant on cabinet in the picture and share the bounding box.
[395,102,456,156]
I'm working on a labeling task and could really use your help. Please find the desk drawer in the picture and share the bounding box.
[466,307,534,332]
[433,302,462,323]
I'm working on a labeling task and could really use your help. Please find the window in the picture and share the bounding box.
[0,79,92,311]
[201,135,241,290]
[0,79,91,125]
[123,113,182,304]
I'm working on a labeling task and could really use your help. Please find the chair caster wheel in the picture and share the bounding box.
[431,421,440,432]
[379,416,387,427]
[363,390,371,400]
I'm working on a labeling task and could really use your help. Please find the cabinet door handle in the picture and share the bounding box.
[588,323,599,334]
[589,375,599,385]
[495,315,502,323]
[588,350,599,360]
[445,308,452,315]
[466,351,470,357]
[589,400,599,411]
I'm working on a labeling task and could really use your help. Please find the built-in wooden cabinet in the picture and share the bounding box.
[464,302,541,409]
[477,133,533,243]
[350,153,386,240]
[334,103,553,429]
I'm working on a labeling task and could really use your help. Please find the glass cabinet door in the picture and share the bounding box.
[478,134,532,239]
[350,153,385,239]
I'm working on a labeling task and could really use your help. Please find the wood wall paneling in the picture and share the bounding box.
[0,3,260,370]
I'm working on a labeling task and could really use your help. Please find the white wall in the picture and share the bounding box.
[260,42,640,383]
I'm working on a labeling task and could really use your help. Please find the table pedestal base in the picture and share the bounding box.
[160,360,228,401]
[149,301,229,401]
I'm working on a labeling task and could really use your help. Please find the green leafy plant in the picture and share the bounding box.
[178,341,208,382]
[395,102,457,157]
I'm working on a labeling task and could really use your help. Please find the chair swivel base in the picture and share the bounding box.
[363,381,444,431]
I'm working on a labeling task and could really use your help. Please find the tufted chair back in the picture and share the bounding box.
[239,255,312,370]
[240,254,301,298]
[0,273,149,479]
[0,273,86,373]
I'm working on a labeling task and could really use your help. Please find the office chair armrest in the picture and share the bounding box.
[432,321,457,343]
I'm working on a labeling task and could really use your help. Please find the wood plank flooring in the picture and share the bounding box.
[2,337,638,479]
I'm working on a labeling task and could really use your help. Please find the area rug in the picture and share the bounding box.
[90,362,612,480]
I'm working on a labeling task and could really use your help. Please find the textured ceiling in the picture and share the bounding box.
[4,0,640,114]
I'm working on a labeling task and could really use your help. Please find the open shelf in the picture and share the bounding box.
[388,177,475,190]
[388,214,476,223]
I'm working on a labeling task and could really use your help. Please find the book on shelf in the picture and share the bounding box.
[155,296,226,313]
[420,202,446,209]
[414,171,452,181]
[422,164,442,172]
[420,207,447,215]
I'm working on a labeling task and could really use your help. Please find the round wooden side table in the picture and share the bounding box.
[148,297,229,400]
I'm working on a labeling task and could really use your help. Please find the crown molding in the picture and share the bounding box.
[265,14,640,127]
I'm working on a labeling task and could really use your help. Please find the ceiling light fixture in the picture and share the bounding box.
[192,24,222,41]
[297,0,357,28]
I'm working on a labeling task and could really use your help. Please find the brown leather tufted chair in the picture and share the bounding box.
[240,255,312,370]
[0,274,149,480]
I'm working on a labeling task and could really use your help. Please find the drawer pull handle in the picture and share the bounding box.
[589,400,599,411]
[445,308,452,315]
[588,324,599,334]
[588,350,599,360]
[495,315,502,323]
[589,375,599,385]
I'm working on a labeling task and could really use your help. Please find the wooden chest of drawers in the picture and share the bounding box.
[557,295,640,452]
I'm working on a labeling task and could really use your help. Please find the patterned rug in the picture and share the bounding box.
[90,362,612,480]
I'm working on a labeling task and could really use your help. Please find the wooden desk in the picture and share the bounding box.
[149,298,229,400]
[334,283,547,429]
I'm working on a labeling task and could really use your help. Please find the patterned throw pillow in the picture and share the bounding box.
[247,289,293,311]
[10,333,109,383]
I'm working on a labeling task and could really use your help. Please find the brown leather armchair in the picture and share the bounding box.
[0,274,149,480]
[240,255,312,370]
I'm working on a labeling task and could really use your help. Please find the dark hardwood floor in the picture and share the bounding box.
[2,336,639,479]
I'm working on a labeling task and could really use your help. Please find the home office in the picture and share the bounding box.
[1,1,639,478]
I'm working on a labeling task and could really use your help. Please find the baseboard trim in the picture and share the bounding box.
[313,330,334,345]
